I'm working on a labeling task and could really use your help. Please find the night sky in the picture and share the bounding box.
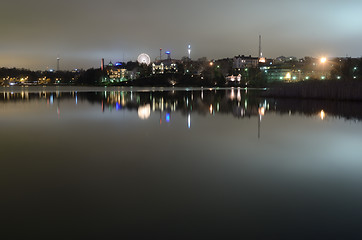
[1,0,361,70]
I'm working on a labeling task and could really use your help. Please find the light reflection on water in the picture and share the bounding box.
[1,87,362,239]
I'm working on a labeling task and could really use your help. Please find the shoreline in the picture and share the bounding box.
[0,85,267,93]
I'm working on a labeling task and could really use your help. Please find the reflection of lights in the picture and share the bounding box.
[50,94,54,105]
[320,110,325,120]
[237,88,241,102]
[209,105,213,114]
[188,114,191,129]
[138,104,151,120]
[230,88,235,100]
[258,107,265,116]
[166,113,170,123]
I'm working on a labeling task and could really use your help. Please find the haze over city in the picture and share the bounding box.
[1,0,361,70]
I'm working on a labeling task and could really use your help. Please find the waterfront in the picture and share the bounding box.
[2,86,362,239]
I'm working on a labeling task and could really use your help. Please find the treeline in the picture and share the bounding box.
[264,58,362,100]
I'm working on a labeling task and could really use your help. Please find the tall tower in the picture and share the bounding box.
[188,45,191,59]
[57,56,60,72]
[259,35,262,58]
[101,58,105,71]
[258,35,266,63]
[166,51,171,61]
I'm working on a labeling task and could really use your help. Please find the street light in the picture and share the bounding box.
[320,57,327,63]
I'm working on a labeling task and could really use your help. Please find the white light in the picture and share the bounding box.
[320,110,325,120]
[138,104,151,119]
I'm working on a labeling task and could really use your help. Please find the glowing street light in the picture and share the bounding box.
[320,110,325,120]
[320,57,327,63]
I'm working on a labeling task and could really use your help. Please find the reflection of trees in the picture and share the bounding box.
[268,99,362,121]
[2,90,362,121]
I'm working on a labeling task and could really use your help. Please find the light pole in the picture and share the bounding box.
[321,57,327,79]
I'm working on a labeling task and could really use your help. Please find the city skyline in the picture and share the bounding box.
[1,0,361,70]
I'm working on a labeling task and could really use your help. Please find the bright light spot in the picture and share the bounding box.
[285,72,291,80]
[259,107,265,116]
[259,57,266,63]
[209,105,213,114]
[138,104,151,120]
[320,110,325,120]
[209,62,213,66]
[187,114,191,129]
[321,57,327,63]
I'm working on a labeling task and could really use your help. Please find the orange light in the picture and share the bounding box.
[259,107,265,116]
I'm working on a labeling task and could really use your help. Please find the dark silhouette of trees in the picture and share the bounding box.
[77,68,103,85]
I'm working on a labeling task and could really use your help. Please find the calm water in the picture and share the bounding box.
[2,86,362,239]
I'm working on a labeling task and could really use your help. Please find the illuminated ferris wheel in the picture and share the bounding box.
[137,53,151,65]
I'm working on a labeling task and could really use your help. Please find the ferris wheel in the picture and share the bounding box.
[137,53,151,65]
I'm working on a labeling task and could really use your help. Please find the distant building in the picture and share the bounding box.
[226,74,242,82]
[233,55,259,69]
[104,61,128,82]
[152,59,178,74]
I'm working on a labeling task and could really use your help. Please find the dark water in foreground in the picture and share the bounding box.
[2,86,362,239]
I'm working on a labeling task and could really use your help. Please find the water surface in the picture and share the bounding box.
[2,86,362,239]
